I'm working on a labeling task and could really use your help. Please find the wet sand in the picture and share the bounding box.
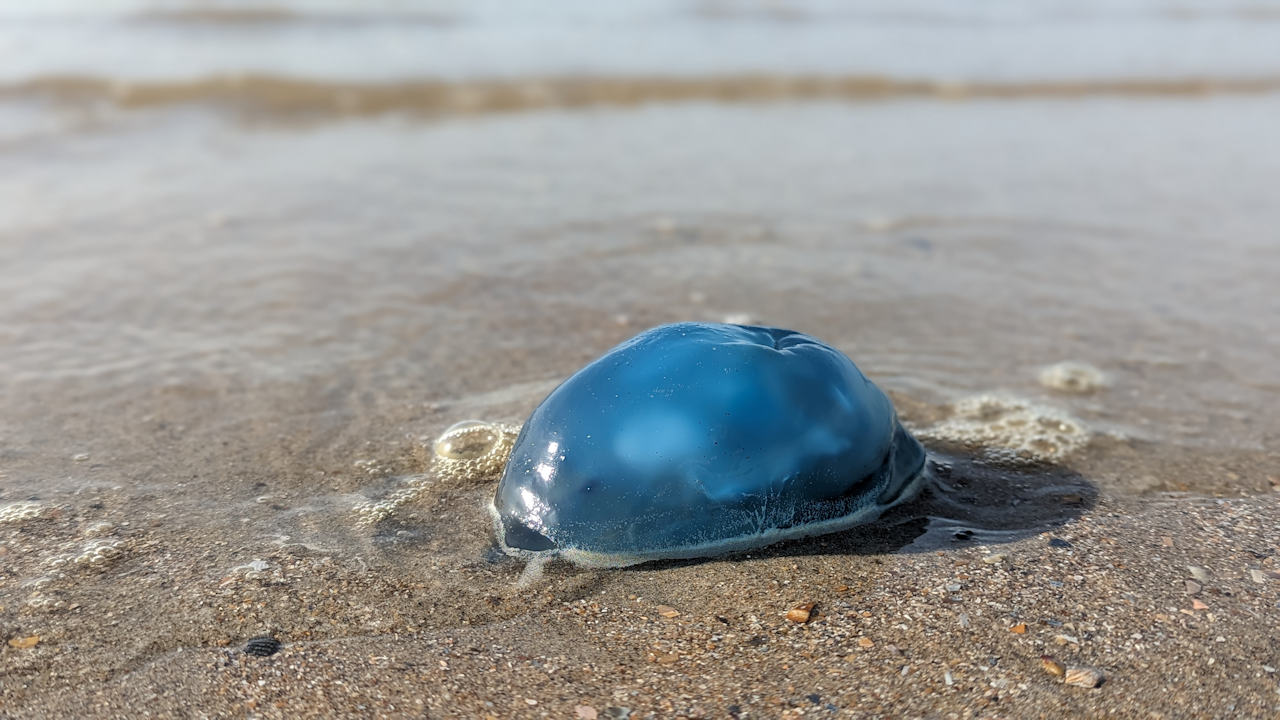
[4,4,1280,717]
[2,282,1277,719]
[3,451,1278,718]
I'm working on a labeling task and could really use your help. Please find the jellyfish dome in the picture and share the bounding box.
[491,322,926,566]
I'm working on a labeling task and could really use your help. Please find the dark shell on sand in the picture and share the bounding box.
[243,635,282,657]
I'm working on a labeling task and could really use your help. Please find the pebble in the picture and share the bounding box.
[575,706,599,720]
[981,553,1006,565]
[1191,599,1209,611]
[243,636,282,657]
[1010,623,1028,634]
[72,453,90,462]
[857,637,875,648]
[1250,569,1268,584]
[1041,656,1066,677]
[1063,666,1106,689]
[786,602,815,624]
[1187,566,1211,583]
[7,635,40,649]
[1053,634,1080,646]
[656,605,681,619]
[1049,537,1073,549]
[1185,580,1202,594]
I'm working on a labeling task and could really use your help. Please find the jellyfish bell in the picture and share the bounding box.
[490,322,927,567]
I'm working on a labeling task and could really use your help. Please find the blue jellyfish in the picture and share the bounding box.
[491,322,926,565]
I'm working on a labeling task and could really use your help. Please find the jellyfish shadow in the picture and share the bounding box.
[638,448,1099,569]
[479,447,1099,574]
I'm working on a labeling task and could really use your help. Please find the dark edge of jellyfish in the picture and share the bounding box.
[491,455,933,568]
[489,442,1099,571]
[501,515,556,551]
[496,420,928,559]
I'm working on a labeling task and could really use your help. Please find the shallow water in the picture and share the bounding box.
[1,3,1279,708]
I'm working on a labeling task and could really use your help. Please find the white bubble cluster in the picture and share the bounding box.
[915,394,1089,463]
[0,501,47,524]
[353,480,430,526]
[74,538,125,567]
[1038,362,1107,393]
[43,538,127,572]
[431,420,521,480]
[353,420,520,526]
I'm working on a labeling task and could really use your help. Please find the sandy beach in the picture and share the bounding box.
[3,2,1280,717]
[4,456,1278,718]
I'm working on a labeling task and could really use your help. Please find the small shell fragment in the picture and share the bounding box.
[243,635,282,657]
[1041,655,1066,677]
[7,635,40,649]
[656,605,681,619]
[1063,666,1105,688]
[786,602,815,624]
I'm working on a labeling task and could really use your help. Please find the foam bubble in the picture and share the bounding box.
[914,394,1089,463]
[353,481,427,526]
[74,538,125,567]
[0,501,46,524]
[353,420,520,526]
[81,521,115,537]
[431,420,520,481]
[1038,362,1107,393]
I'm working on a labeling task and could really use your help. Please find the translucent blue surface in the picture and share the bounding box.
[493,322,925,562]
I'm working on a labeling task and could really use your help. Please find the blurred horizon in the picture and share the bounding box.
[4,0,1280,86]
